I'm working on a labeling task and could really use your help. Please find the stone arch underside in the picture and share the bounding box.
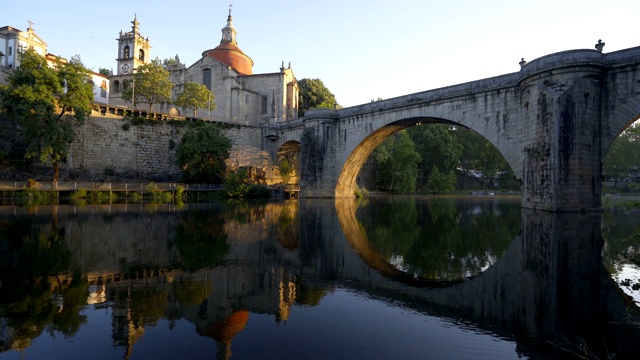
[277,141,300,185]
[602,97,640,161]
[334,107,521,198]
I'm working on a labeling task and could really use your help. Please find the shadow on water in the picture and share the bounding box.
[0,199,639,359]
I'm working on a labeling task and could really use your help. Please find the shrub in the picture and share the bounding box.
[354,186,369,198]
[71,188,88,200]
[27,179,40,189]
[175,185,186,201]
[247,184,271,198]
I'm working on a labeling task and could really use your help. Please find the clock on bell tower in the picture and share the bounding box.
[115,14,151,75]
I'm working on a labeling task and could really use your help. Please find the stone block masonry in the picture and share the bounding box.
[63,116,276,182]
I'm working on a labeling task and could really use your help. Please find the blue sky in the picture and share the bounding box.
[3,0,640,107]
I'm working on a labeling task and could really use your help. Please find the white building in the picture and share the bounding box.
[0,22,47,70]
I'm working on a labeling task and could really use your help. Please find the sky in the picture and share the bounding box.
[3,0,640,107]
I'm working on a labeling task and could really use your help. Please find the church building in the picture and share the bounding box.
[110,11,299,126]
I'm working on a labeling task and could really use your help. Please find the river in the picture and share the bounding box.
[0,196,639,359]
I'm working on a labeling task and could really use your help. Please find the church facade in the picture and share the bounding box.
[109,12,299,126]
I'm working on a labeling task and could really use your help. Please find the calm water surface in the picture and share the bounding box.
[0,196,639,359]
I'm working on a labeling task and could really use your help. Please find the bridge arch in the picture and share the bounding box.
[334,115,519,197]
[289,46,640,211]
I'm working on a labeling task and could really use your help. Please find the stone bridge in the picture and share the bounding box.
[267,45,640,212]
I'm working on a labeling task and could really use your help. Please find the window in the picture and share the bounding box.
[113,80,120,93]
[202,68,211,90]
[8,46,12,55]
[124,46,130,58]
[261,96,268,114]
[101,80,107,98]
[138,49,144,61]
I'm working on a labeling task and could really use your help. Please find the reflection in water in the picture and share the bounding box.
[346,196,521,282]
[0,200,639,359]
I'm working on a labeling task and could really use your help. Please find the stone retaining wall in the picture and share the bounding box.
[0,115,279,182]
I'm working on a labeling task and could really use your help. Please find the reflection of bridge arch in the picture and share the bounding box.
[334,197,504,287]
[317,199,640,357]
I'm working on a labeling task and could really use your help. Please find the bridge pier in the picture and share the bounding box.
[299,110,342,198]
[519,55,604,212]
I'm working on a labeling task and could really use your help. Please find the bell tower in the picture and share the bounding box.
[116,14,150,75]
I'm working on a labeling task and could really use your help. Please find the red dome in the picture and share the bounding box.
[203,43,253,75]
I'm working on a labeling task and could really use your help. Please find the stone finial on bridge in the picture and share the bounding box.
[595,39,605,53]
[519,58,527,69]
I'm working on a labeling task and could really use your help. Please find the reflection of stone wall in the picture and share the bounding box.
[59,207,181,272]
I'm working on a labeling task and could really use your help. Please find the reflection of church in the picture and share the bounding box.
[109,11,299,126]
[88,267,297,360]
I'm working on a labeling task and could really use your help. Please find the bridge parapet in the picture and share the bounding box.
[519,49,605,80]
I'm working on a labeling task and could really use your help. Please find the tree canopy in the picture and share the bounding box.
[122,59,172,112]
[297,78,338,117]
[176,123,232,183]
[0,49,93,185]
[174,82,214,118]
[97,68,112,77]
[408,124,462,191]
[604,122,640,184]
[370,130,422,193]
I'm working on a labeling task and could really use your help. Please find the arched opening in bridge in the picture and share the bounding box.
[603,118,640,190]
[336,118,520,197]
[277,141,300,193]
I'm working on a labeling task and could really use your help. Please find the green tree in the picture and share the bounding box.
[298,78,338,117]
[0,50,93,186]
[371,130,422,192]
[98,68,112,77]
[427,165,457,193]
[162,57,179,69]
[604,122,640,186]
[408,124,462,190]
[279,158,294,185]
[122,60,172,112]
[176,123,232,182]
[174,82,214,118]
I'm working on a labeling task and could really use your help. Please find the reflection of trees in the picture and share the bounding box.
[174,211,229,271]
[602,210,640,271]
[276,202,299,249]
[50,273,89,337]
[357,198,520,281]
[0,216,87,350]
[295,277,332,307]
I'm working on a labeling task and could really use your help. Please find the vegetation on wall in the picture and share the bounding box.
[176,123,232,183]
[0,49,94,186]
